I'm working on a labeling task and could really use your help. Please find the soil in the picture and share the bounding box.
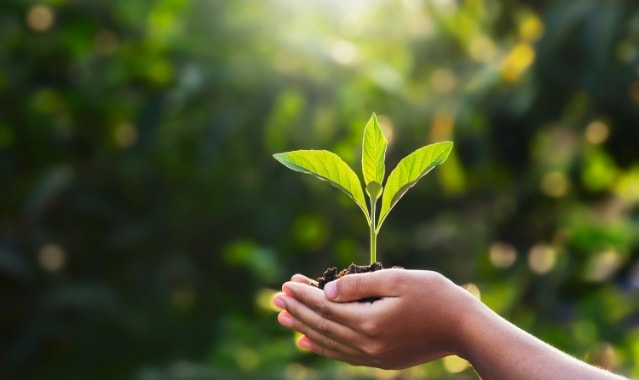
[316,262,384,289]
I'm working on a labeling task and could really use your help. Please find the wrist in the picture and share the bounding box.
[452,289,494,362]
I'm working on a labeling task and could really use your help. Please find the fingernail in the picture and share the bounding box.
[297,336,312,350]
[324,281,337,300]
[282,283,294,297]
[272,294,286,309]
[278,311,293,327]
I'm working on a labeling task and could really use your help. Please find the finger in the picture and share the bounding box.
[279,285,357,335]
[297,335,369,367]
[272,292,286,310]
[278,300,362,360]
[290,273,318,287]
[283,281,373,326]
[326,268,404,302]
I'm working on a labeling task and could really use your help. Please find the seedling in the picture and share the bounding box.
[273,113,453,265]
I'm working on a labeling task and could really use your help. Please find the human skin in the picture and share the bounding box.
[272,269,627,380]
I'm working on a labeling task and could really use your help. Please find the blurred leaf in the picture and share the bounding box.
[223,240,281,283]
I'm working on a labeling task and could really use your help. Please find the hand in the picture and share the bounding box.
[272,268,481,370]
[274,269,629,379]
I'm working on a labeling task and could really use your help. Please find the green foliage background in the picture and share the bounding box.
[1,0,639,379]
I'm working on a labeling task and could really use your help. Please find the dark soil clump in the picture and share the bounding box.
[316,262,384,289]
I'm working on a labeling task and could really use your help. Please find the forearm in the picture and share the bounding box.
[459,302,627,380]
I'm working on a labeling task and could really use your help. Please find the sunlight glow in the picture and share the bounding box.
[376,114,395,146]
[329,40,358,65]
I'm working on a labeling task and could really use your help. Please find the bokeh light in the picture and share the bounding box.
[541,171,570,198]
[489,242,517,269]
[38,243,65,272]
[584,120,610,145]
[442,355,470,374]
[113,123,138,148]
[26,4,54,32]
[584,249,624,282]
[528,243,557,275]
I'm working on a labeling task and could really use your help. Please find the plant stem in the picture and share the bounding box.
[369,197,377,264]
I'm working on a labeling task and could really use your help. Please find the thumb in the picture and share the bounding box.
[324,270,393,302]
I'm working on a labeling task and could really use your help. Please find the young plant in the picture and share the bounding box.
[273,113,453,265]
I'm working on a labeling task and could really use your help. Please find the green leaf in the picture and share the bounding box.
[377,141,453,230]
[361,113,387,200]
[273,150,370,220]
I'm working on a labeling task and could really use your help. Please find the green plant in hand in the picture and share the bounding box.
[273,113,453,264]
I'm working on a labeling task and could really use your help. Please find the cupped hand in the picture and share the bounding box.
[273,269,480,370]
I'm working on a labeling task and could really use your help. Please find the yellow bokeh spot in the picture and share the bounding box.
[114,123,138,148]
[528,243,557,275]
[489,242,517,268]
[584,249,623,282]
[430,111,454,141]
[26,4,55,32]
[372,368,404,380]
[519,14,544,42]
[462,283,481,300]
[582,149,617,192]
[256,288,280,313]
[588,343,619,371]
[501,43,536,82]
[584,120,610,145]
[38,243,66,272]
[443,355,470,374]
[541,171,569,198]
[614,166,639,206]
